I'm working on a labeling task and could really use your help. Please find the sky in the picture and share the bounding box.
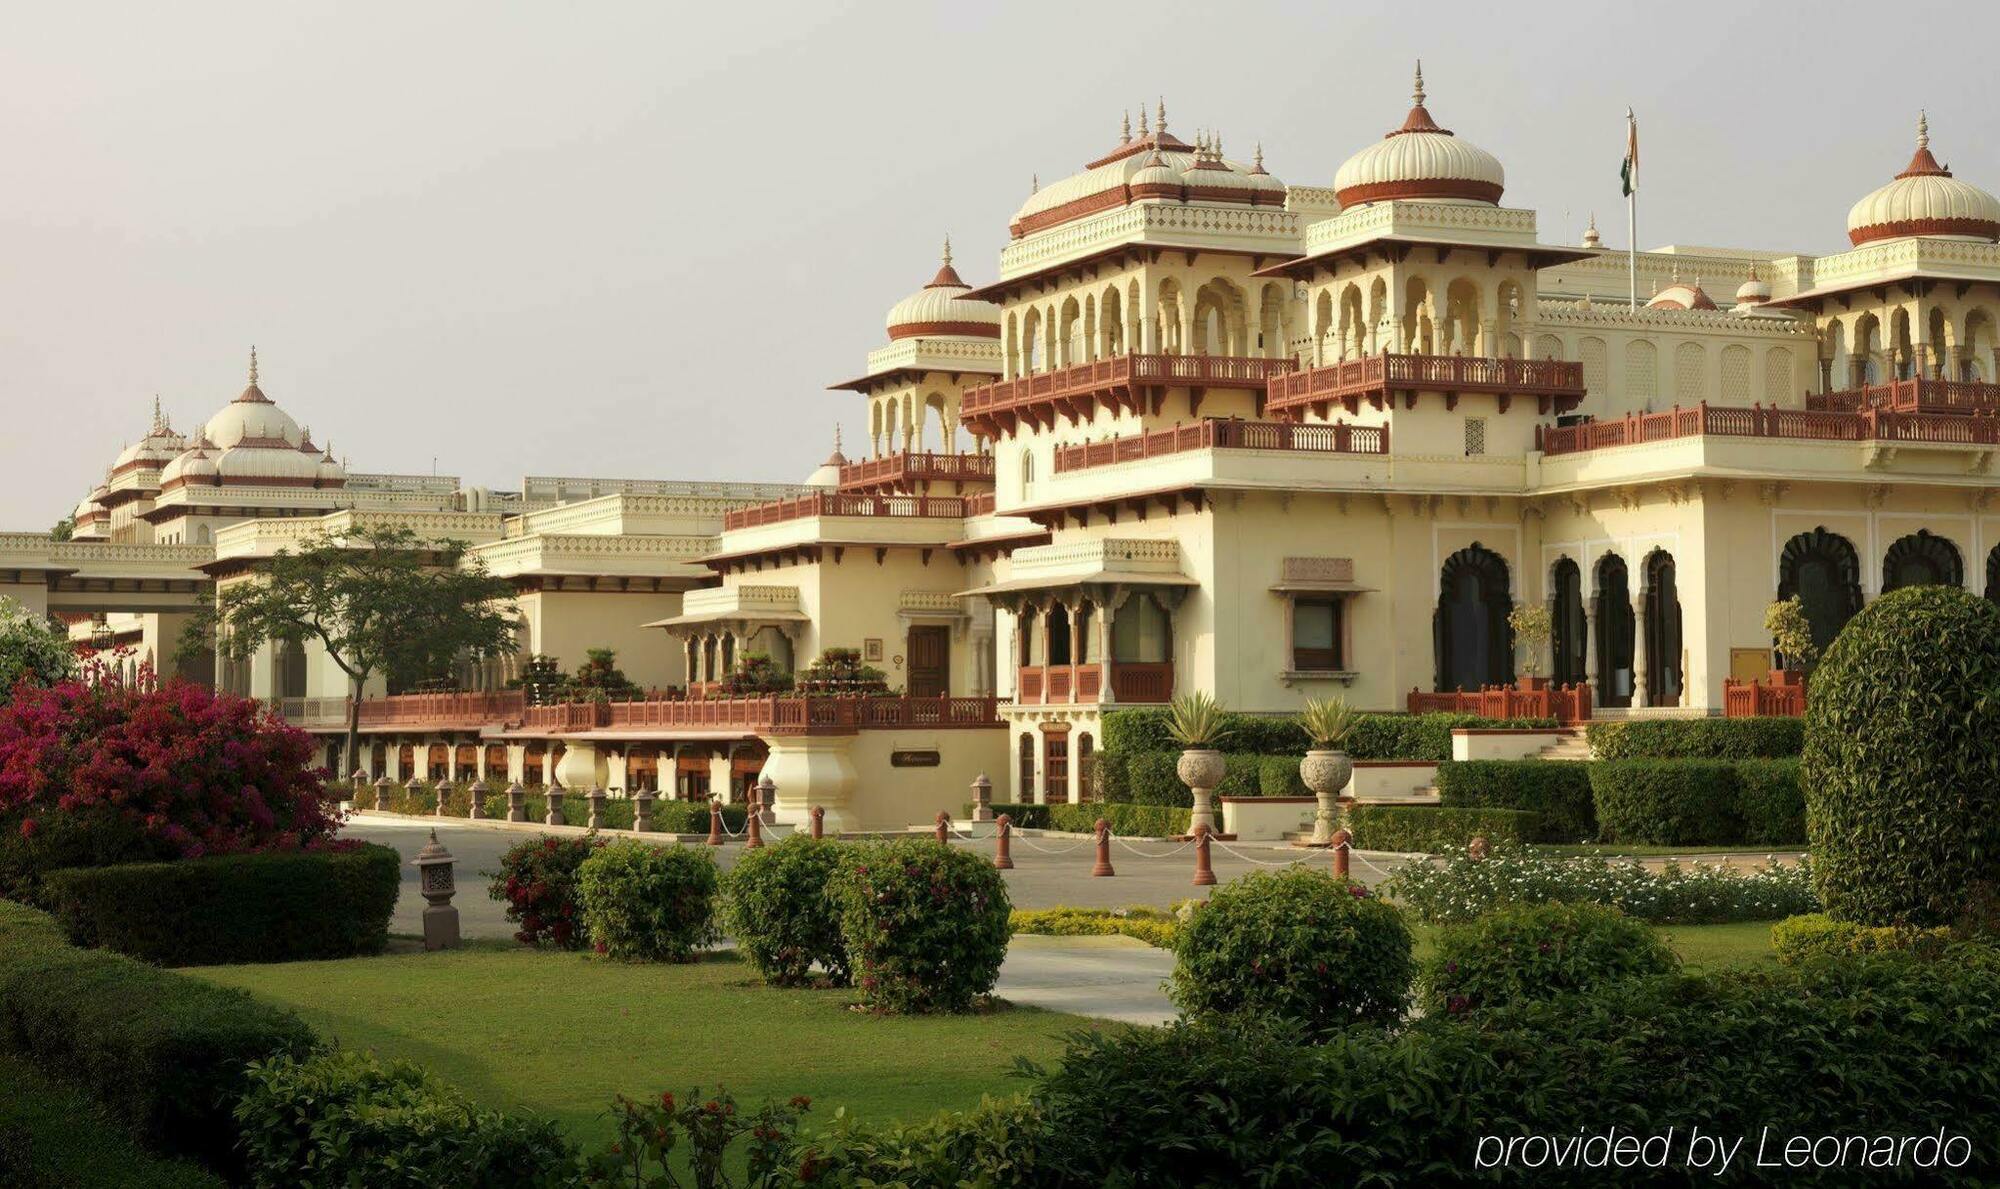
[5,0,1999,526]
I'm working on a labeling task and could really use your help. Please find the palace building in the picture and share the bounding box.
[11,70,2000,829]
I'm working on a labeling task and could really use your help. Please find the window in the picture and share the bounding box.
[1463,417,1487,457]
[1291,598,1344,671]
[1111,596,1171,663]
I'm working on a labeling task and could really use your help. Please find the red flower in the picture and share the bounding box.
[660,1091,675,1111]
[789,1095,812,1109]
[16,818,35,839]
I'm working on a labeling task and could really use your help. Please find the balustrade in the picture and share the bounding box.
[1014,662,1172,704]
[1053,418,1388,474]
[1537,402,2000,456]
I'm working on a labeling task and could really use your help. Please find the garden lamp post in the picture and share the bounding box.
[413,829,461,951]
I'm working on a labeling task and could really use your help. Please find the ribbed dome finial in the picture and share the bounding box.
[1917,109,1929,151]
[1413,60,1425,107]
[1120,110,1131,144]
[1137,103,1148,136]
[941,235,953,269]
[1156,97,1167,133]
[248,345,259,386]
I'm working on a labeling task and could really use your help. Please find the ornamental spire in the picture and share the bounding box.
[1137,104,1148,136]
[1253,141,1265,171]
[150,395,166,434]
[1413,59,1425,107]
[248,345,259,386]
[1917,109,1929,151]
[941,234,952,269]
[1156,97,1167,133]
[1120,110,1131,144]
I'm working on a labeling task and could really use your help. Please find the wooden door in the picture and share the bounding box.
[907,625,950,698]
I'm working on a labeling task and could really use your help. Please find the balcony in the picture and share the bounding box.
[1807,377,2000,415]
[837,451,996,494]
[1267,353,1585,419]
[1016,662,1173,705]
[720,492,970,532]
[1053,418,1388,474]
[961,354,1297,439]
[1537,403,2000,456]
[278,692,1001,737]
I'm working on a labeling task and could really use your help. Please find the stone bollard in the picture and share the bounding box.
[810,805,824,839]
[746,799,765,849]
[755,775,777,825]
[374,774,393,812]
[935,811,951,845]
[634,788,656,833]
[587,785,607,830]
[1467,835,1490,862]
[506,781,526,823]
[412,829,461,951]
[1092,818,1115,878]
[994,813,1015,870]
[406,775,427,815]
[1191,823,1216,887]
[1331,828,1352,881]
[706,796,725,846]
[970,773,994,822]
[434,779,454,817]
[468,779,487,820]
[546,787,566,827]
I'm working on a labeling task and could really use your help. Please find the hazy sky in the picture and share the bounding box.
[6,1,1998,524]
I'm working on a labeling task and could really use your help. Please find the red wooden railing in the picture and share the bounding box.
[1407,683,1593,725]
[351,690,527,728]
[293,692,999,736]
[963,490,996,516]
[722,492,969,531]
[1537,402,2000,456]
[1268,353,1584,414]
[1722,679,1805,718]
[837,451,995,492]
[961,354,1297,419]
[1016,662,1172,704]
[1807,377,2000,415]
[1052,418,1389,473]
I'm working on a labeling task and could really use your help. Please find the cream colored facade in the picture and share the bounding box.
[15,77,2000,827]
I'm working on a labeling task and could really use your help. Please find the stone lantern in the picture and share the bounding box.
[412,828,461,951]
[970,773,994,822]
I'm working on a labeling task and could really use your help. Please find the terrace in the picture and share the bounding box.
[1536,403,2000,456]
[1016,661,1173,704]
[1053,418,1388,474]
[275,691,1002,737]
[959,353,1297,439]
[1266,353,1584,419]
[719,491,970,531]
[836,450,995,494]
[1805,377,2000,415]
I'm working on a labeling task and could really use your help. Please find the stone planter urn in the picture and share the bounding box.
[1299,748,1354,846]
[1177,747,1226,835]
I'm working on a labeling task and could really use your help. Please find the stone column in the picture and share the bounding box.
[506,743,527,785]
[1631,594,1651,708]
[1583,579,1600,689]
[1093,594,1116,706]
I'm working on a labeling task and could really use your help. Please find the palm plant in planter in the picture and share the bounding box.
[1763,596,1818,686]
[1166,691,1231,835]
[1507,603,1553,691]
[1297,697,1358,846]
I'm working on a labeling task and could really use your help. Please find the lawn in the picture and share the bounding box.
[192,943,1092,1150]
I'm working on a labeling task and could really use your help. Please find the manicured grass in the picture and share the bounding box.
[1407,921,1777,971]
[191,942,1090,1150]
[0,1053,223,1188]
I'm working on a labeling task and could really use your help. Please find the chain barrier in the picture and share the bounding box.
[1009,834,1098,856]
[1209,838,1318,868]
[1111,835,1195,859]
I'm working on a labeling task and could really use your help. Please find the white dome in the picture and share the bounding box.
[1735,269,1771,307]
[802,433,849,489]
[213,444,325,482]
[885,241,1001,340]
[201,349,305,449]
[317,451,346,483]
[1647,277,1718,312]
[160,444,219,486]
[1010,106,1285,234]
[1333,65,1504,209]
[1847,114,2000,247]
[111,401,188,471]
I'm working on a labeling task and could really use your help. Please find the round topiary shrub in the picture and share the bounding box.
[1418,901,1677,1015]
[727,834,850,986]
[829,837,1011,1013]
[576,840,720,962]
[488,834,604,949]
[1802,586,2000,926]
[1168,867,1412,1033]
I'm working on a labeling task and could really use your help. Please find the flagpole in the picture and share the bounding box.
[1626,108,1638,309]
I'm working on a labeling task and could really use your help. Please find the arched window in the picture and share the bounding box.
[1111,595,1172,663]
[1020,451,1035,495]
[1881,530,1963,592]
[1046,606,1073,666]
[278,638,307,701]
[1017,607,1037,666]
[1643,549,1683,707]
[1549,557,1587,685]
[1778,527,1863,654]
[1594,553,1635,706]
[1433,543,1513,692]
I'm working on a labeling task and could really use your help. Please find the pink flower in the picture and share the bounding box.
[17,818,36,839]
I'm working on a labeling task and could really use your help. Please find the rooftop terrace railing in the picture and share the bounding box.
[1806,377,2000,415]
[720,492,970,531]
[1268,353,1584,416]
[1052,418,1388,473]
[1537,402,2000,456]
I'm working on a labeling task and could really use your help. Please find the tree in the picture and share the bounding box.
[49,515,74,542]
[1763,596,1818,673]
[1507,603,1553,679]
[184,525,518,773]
[0,597,78,695]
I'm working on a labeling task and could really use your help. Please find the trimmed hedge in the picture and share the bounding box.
[233,1048,576,1188]
[1586,716,1803,760]
[1433,760,1595,842]
[978,803,1051,830]
[1589,759,1742,846]
[1346,805,1534,854]
[1028,952,2000,1186]
[1010,907,1180,948]
[42,845,400,966]
[0,900,316,1172]
[727,835,850,986]
[1803,586,2000,927]
[575,840,720,962]
[0,1052,224,1188]
[1771,912,1955,965]
[1736,757,1805,846]
[1048,802,1189,837]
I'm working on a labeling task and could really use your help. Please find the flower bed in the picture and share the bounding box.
[1383,846,1819,925]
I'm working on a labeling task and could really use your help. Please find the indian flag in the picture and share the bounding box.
[1620,109,1638,197]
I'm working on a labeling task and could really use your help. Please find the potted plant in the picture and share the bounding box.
[1507,603,1553,691]
[1296,696,1358,846]
[1763,596,1817,687]
[1166,691,1230,835]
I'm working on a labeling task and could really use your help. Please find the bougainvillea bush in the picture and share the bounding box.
[829,838,1011,1014]
[487,834,604,949]
[0,677,339,901]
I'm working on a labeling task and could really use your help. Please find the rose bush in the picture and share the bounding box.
[487,834,604,949]
[0,677,339,901]
[829,838,1011,1014]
